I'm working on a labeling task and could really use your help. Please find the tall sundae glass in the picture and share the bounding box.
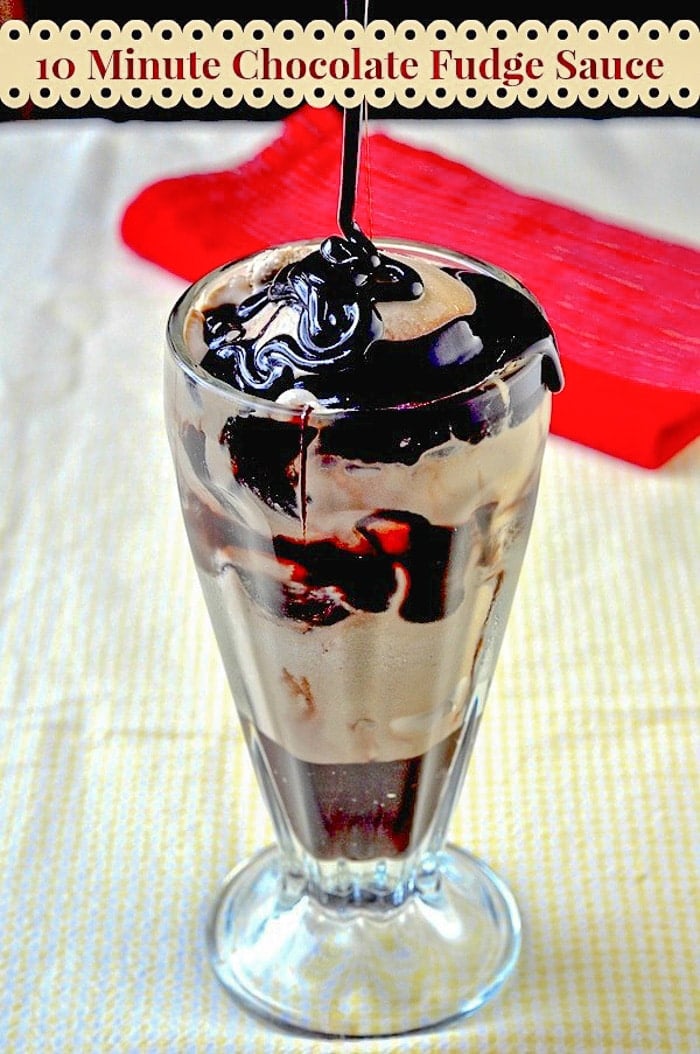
[164,230,562,1037]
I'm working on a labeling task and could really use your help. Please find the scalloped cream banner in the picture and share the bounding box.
[0,19,698,111]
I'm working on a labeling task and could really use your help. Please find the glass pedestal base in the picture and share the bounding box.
[207,843,521,1039]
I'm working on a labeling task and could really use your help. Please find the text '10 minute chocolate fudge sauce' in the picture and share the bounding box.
[168,104,563,860]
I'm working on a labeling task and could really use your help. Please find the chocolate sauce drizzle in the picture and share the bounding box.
[200,100,427,401]
[200,101,562,405]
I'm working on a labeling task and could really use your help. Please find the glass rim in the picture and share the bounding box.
[165,236,547,424]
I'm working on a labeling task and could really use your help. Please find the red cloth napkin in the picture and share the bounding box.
[0,0,25,21]
[121,105,700,469]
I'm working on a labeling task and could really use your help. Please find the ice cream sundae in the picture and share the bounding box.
[166,225,561,861]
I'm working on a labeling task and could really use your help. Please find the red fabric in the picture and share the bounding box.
[0,0,25,21]
[120,105,700,469]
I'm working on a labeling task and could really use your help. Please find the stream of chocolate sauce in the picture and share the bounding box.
[208,11,562,537]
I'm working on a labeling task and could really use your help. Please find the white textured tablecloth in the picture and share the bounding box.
[1,113,698,1053]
